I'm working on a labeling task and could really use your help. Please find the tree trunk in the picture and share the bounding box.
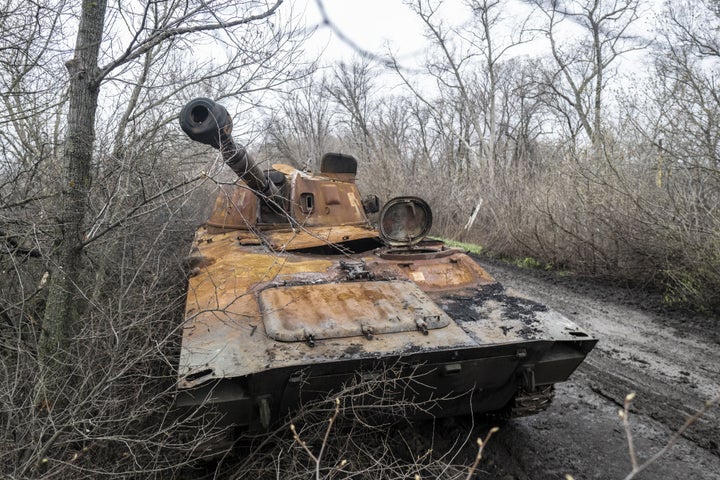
[37,0,107,407]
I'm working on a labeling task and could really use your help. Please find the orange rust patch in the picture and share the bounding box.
[291,175,366,226]
[364,252,495,292]
[264,225,378,251]
[271,163,298,176]
[206,183,257,232]
[260,280,450,341]
[185,230,336,322]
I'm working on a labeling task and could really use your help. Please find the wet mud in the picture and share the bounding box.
[455,257,720,480]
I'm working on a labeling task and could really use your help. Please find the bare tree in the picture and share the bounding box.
[35,0,304,405]
[650,0,720,173]
[530,0,645,147]
[327,59,378,152]
[267,75,337,170]
[0,0,310,476]
[399,0,534,176]
[0,0,69,257]
[617,0,720,306]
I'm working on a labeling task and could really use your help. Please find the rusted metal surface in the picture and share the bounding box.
[260,281,451,341]
[179,232,593,387]
[206,168,368,232]
[176,98,597,435]
[270,163,297,176]
[262,225,378,251]
[430,283,592,344]
[378,197,432,246]
[368,249,495,291]
[206,183,257,232]
[290,173,367,226]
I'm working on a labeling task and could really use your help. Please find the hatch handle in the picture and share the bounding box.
[361,325,374,340]
[415,318,429,335]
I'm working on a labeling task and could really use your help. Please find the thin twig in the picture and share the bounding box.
[619,392,638,470]
[290,397,342,480]
[622,390,720,480]
[464,426,499,480]
[316,398,341,480]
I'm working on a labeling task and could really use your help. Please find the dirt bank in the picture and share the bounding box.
[470,258,720,480]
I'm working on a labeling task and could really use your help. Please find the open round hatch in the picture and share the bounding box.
[378,197,433,247]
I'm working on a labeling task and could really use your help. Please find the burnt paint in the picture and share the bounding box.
[435,282,548,339]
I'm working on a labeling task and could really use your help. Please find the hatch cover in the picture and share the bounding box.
[259,280,450,342]
[379,197,433,246]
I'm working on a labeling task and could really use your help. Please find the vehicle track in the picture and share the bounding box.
[467,258,720,480]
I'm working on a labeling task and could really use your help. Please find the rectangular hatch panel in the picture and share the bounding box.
[259,280,451,341]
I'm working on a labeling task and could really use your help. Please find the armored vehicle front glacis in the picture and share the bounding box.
[175,98,597,442]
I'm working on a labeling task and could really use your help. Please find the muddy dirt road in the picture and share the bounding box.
[470,259,720,480]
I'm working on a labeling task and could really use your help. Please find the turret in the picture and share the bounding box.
[180,97,377,230]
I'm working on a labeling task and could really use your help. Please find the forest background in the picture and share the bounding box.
[1,0,719,477]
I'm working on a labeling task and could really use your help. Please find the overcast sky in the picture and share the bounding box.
[302,0,570,61]
[303,0,453,63]
[299,0,659,82]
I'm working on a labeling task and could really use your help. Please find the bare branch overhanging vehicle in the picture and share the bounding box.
[174,97,597,450]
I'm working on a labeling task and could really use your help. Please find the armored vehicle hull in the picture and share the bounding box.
[175,98,596,445]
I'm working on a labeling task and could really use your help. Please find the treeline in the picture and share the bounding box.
[0,0,718,477]
[265,0,720,311]
[0,0,309,476]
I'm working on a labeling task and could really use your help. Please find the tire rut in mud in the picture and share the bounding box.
[465,257,720,479]
[581,353,720,454]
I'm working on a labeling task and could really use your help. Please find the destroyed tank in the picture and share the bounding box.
[175,98,597,444]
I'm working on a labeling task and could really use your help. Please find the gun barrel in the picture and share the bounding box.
[179,97,270,194]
